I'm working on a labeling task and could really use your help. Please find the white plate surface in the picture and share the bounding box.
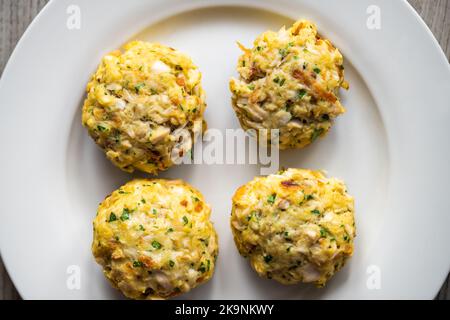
[0,0,449,299]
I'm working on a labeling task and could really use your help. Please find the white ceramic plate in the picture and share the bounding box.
[0,0,449,300]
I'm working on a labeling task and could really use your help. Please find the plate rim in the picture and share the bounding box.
[0,0,449,299]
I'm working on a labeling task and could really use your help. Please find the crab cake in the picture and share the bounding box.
[229,20,348,149]
[92,179,218,300]
[82,41,206,174]
[230,169,355,287]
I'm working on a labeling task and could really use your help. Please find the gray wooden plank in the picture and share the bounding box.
[0,0,449,300]
[437,274,450,300]
[409,0,450,61]
[0,257,20,300]
[0,0,48,74]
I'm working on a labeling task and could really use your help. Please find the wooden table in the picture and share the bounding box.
[0,0,449,300]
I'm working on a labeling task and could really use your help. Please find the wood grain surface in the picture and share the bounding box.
[0,0,449,300]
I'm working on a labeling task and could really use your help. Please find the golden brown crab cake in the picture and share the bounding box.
[92,179,218,299]
[229,20,348,149]
[230,168,355,287]
[82,41,206,174]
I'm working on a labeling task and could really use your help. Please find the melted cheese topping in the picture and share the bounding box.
[229,20,348,149]
[82,41,206,174]
[230,169,355,287]
[92,179,218,299]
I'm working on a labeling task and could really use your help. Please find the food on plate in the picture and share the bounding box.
[229,19,348,149]
[92,179,218,299]
[230,168,355,287]
[82,40,206,174]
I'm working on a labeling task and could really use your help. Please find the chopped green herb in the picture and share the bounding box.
[97,125,108,132]
[311,128,324,142]
[273,77,280,84]
[256,46,262,51]
[313,67,321,74]
[141,198,146,204]
[167,228,174,233]
[305,194,314,201]
[247,211,256,221]
[169,260,175,268]
[138,224,145,231]
[134,83,145,92]
[151,240,162,250]
[118,190,130,194]
[264,255,273,263]
[279,48,288,57]
[191,196,200,202]
[198,262,207,273]
[320,228,328,238]
[311,209,320,215]
[120,208,131,221]
[207,259,211,271]
[247,84,255,90]
[108,212,117,222]
[297,89,307,99]
[279,78,286,86]
[182,216,189,225]
[133,261,143,268]
[152,208,157,215]
[267,194,277,205]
